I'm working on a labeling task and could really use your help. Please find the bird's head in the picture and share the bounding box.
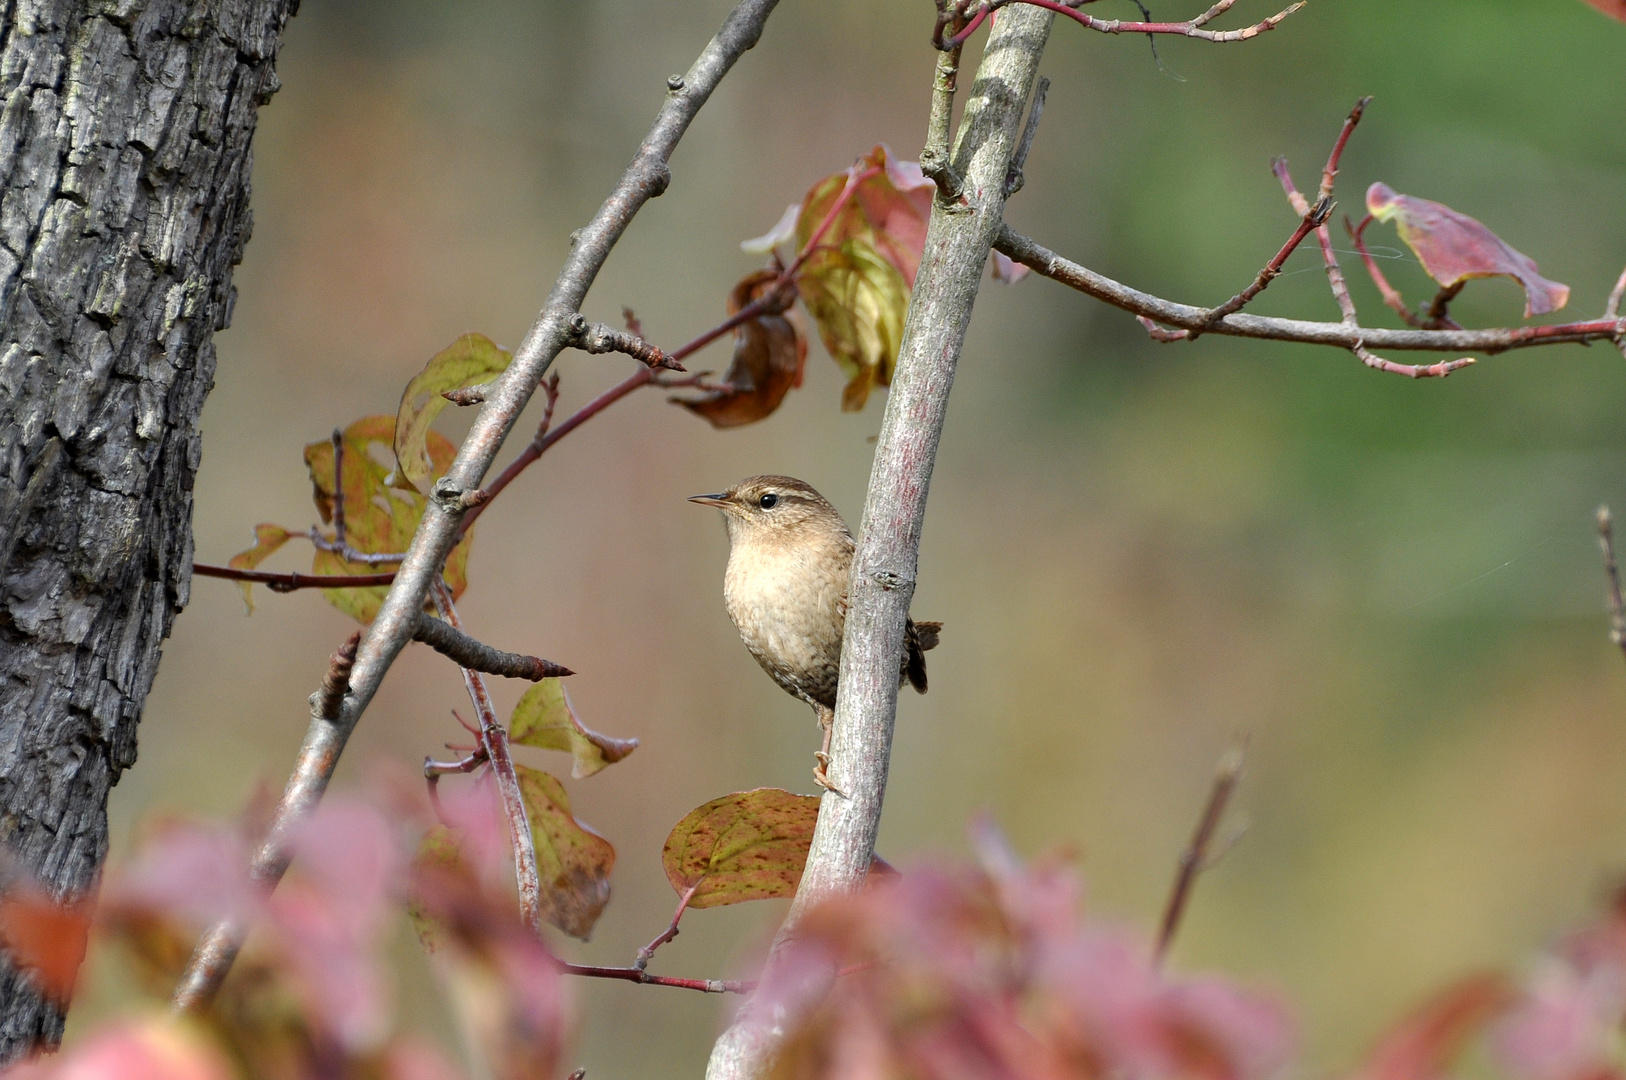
[688,475,847,547]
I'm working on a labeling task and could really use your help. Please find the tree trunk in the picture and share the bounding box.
[0,0,295,1059]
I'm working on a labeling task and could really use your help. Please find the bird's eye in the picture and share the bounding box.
[758,493,779,510]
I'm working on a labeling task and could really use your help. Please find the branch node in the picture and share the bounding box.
[442,383,492,406]
[311,631,362,722]
[413,613,575,681]
[577,322,685,371]
[667,74,686,91]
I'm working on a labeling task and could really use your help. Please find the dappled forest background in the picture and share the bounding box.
[73,2,1626,1078]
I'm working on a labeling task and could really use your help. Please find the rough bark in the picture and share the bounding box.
[0,0,295,1059]
[703,8,1054,1079]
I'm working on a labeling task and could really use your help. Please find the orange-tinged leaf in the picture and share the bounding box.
[797,238,910,411]
[1366,183,1570,317]
[303,416,472,623]
[673,269,807,428]
[1359,972,1514,1080]
[0,888,91,1005]
[662,788,822,908]
[508,680,638,779]
[794,145,934,288]
[1579,0,1626,21]
[225,524,294,613]
[514,765,615,940]
[394,334,512,493]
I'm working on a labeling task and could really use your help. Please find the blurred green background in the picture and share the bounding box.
[78,0,1626,1076]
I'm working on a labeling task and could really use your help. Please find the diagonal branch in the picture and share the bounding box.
[1156,739,1247,962]
[411,613,574,681]
[171,0,784,1010]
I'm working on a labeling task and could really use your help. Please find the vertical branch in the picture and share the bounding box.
[1597,507,1626,665]
[705,8,1055,1079]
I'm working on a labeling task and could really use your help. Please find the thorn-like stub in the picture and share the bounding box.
[646,163,672,197]
[432,476,465,508]
[567,312,588,336]
[667,74,686,91]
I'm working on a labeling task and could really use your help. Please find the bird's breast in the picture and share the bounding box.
[722,540,847,699]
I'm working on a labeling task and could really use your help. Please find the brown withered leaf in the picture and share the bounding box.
[1366,183,1570,317]
[509,679,638,779]
[1579,0,1626,20]
[394,333,512,493]
[515,765,615,940]
[673,269,806,427]
[303,416,473,622]
[225,524,293,613]
[1357,972,1514,1080]
[663,788,822,908]
[0,886,91,1005]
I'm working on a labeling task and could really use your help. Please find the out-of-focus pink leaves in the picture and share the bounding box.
[761,823,1295,1080]
[108,821,263,930]
[1494,961,1623,1080]
[1365,183,1570,318]
[5,1018,236,1080]
[1578,0,1626,21]
[673,269,808,428]
[0,883,91,1007]
[992,249,1031,284]
[1357,973,1514,1080]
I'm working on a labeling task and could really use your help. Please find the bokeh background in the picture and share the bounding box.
[72,1,1626,1076]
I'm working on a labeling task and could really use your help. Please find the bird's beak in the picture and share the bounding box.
[687,493,730,508]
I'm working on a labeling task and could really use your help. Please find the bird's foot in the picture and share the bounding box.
[812,753,846,797]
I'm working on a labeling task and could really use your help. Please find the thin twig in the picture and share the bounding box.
[171,0,784,1009]
[1352,340,1474,379]
[1273,157,1357,325]
[636,884,700,971]
[314,632,361,721]
[330,429,346,548]
[1186,194,1331,337]
[920,35,966,199]
[559,963,751,994]
[1598,506,1626,664]
[191,563,398,591]
[1004,75,1049,198]
[570,316,685,370]
[1347,212,1425,326]
[1155,738,1247,963]
[938,0,1304,48]
[995,225,1626,356]
[412,613,574,680]
[431,582,544,937]
[1607,266,1626,359]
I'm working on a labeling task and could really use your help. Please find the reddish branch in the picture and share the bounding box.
[1156,739,1247,963]
[191,563,398,591]
[430,582,545,937]
[936,0,1303,49]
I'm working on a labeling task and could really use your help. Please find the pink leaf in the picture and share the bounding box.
[1366,183,1570,318]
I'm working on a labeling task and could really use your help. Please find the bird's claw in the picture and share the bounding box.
[812,754,846,797]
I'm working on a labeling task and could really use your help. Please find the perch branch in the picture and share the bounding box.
[1155,739,1247,962]
[707,8,1055,1078]
[412,612,574,680]
[172,0,783,1008]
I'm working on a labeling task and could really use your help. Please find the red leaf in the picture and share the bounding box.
[0,887,91,1005]
[1366,183,1570,317]
[1358,973,1514,1080]
[672,270,806,428]
[1579,0,1626,21]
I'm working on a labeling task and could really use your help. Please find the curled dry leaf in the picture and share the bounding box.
[508,679,638,779]
[673,269,807,427]
[662,788,822,908]
[303,416,473,622]
[224,524,292,613]
[1366,183,1570,318]
[780,145,932,411]
[394,333,513,493]
[514,765,615,940]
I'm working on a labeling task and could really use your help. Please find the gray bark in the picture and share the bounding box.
[0,0,294,1058]
[704,8,1053,1079]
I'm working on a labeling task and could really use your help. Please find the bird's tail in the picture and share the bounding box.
[905,619,943,694]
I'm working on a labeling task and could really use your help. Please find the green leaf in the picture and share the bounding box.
[796,238,909,412]
[662,788,822,909]
[514,766,615,940]
[393,334,512,493]
[225,524,293,613]
[793,145,934,288]
[509,680,638,779]
[406,824,470,955]
[1366,183,1570,318]
[303,416,474,623]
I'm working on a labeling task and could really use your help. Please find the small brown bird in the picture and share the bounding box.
[689,476,941,791]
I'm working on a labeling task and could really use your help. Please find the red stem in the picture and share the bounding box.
[636,884,700,971]
[192,563,397,591]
